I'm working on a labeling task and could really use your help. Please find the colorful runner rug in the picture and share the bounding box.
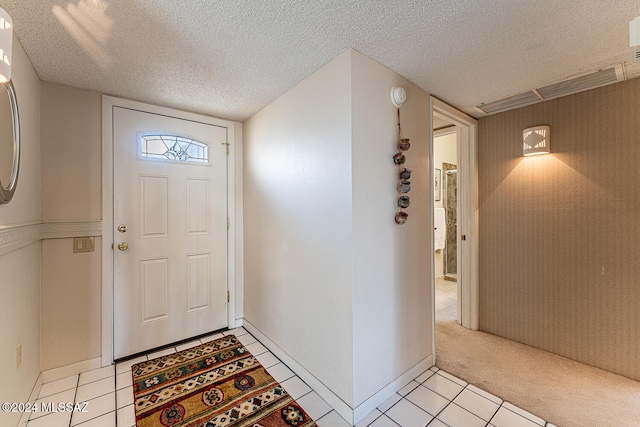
[131,334,318,427]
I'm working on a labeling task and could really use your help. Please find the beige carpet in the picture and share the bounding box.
[435,320,640,427]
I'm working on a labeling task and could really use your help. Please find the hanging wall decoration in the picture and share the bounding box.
[393,105,411,225]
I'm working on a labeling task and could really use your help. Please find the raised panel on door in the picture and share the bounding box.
[187,178,210,235]
[140,175,169,238]
[113,106,228,359]
[141,257,168,322]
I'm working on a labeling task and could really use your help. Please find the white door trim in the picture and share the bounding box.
[431,97,479,338]
[101,96,243,366]
[433,126,463,326]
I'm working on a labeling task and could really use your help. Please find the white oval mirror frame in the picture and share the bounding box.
[0,80,20,204]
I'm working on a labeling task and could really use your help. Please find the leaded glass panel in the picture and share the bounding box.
[140,134,209,164]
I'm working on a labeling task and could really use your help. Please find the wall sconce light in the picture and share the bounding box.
[523,125,550,156]
[0,7,12,83]
[631,16,640,64]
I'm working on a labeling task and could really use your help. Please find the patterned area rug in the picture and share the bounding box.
[131,335,318,427]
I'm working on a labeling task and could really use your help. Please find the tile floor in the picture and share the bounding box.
[27,327,557,427]
[435,277,457,322]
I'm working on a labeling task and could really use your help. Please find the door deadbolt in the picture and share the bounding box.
[117,242,129,251]
[117,224,128,233]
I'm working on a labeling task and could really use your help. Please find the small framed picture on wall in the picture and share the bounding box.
[435,168,441,201]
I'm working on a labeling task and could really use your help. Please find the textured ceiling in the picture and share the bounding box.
[2,0,639,121]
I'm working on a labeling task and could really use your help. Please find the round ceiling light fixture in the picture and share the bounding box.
[390,86,406,107]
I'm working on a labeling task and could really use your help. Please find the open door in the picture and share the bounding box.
[431,97,479,332]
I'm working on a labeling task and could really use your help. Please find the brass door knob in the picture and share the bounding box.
[117,242,129,251]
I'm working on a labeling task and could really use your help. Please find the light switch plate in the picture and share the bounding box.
[73,237,95,253]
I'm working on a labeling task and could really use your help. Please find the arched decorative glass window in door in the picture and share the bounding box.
[139,134,209,164]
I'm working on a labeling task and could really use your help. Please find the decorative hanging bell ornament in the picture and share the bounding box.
[398,195,410,208]
[393,152,406,165]
[395,211,408,225]
[399,138,411,151]
[400,168,412,180]
[399,180,411,193]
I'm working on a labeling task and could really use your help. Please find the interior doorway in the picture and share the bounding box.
[434,127,460,323]
[430,97,479,349]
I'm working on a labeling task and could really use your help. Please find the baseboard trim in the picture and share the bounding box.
[17,374,44,427]
[243,319,436,426]
[242,320,355,424]
[41,357,103,383]
[353,354,434,423]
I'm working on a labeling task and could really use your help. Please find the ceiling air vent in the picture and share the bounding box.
[536,67,620,100]
[477,90,541,115]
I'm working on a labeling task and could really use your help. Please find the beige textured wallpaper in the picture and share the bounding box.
[478,77,640,381]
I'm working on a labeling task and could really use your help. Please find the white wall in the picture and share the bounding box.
[243,50,355,405]
[40,83,103,370]
[0,37,42,427]
[351,51,432,406]
[244,49,434,420]
[433,131,457,278]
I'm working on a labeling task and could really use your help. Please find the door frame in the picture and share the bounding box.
[101,96,243,366]
[430,97,479,343]
[433,125,463,325]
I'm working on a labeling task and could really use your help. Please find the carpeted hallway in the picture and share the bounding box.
[435,320,640,427]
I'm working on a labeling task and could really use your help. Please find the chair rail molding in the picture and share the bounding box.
[0,220,103,256]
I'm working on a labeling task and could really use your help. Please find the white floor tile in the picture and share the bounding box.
[175,340,202,352]
[415,369,435,384]
[78,366,115,386]
[267,363,295,382]
[405,385,449,417]
[26,411,72,427]
[200,333,225,343]
[30,388,76,420]
[317,410,352,427]
[429,367,439,373]
[386,399,434,427]
[116,387,134,409]
[398,381,421,396]
[147,347,177,360]
[115,356,147,375]
[423,373,465,400]
[436,370,467,387]
[280,376,312,400]
[38,375,78,399]
[466,384,502,405]
[378,393,402,413]
[238,333,257,346]
[224,327,249,336]
[297,391,332,420]
[74,410,116,426]
[75,377,115,402]
[453,388,500,421]
[490,407,542,427]
[502,402,545,425]
[369,414,401,426]
[70,392,116,426]
[245,341,268,355]
[255,351,280,368]
[116,404,136,427]
[115,372,133,391]
[437,403,486,427]
[356,409,383,427]
[427,419,448,427]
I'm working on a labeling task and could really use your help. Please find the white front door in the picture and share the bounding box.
[113,106,228,359]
